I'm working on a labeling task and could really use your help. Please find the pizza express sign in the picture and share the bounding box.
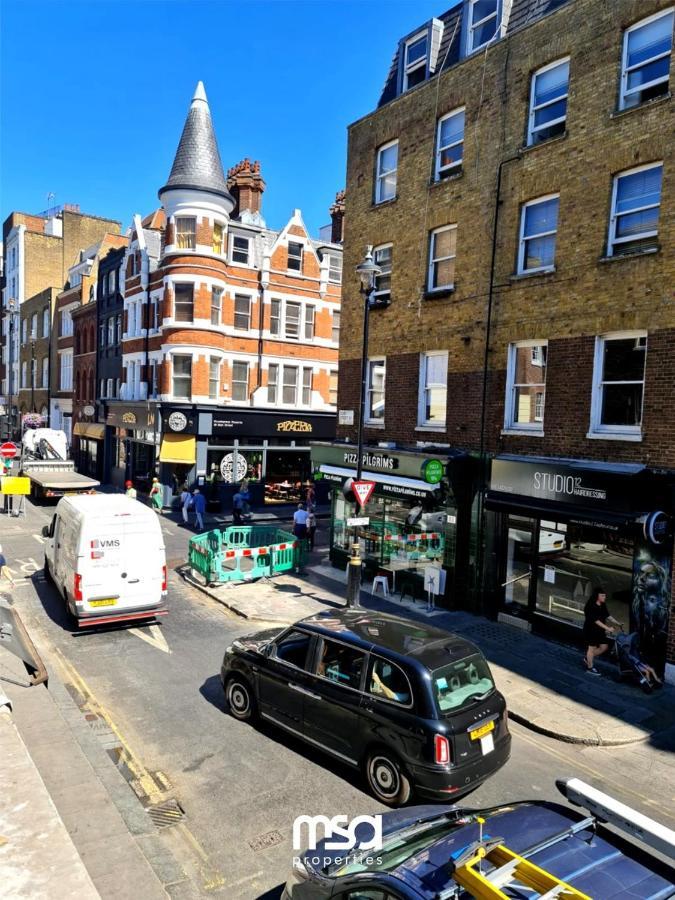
[490,458,627,509]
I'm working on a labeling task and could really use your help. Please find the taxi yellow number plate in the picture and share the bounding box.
[470,720,495,741]
[90,598,117,607]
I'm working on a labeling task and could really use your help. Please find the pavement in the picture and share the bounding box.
[183,549,675,749]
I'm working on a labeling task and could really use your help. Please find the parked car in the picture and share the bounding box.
[220,609,511,805]
[282,777,675,898]
[42,494,167,628]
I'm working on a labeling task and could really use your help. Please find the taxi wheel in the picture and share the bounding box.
[365,750,411,806]
[226,676,257,722]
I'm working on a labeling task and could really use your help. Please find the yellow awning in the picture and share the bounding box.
[159,434,196,464]
[73,423,106,439]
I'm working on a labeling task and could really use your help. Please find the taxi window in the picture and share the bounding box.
[368,657,412,706]
[317,639,365,690]
[433,654,494,712]
[273,629,312,670]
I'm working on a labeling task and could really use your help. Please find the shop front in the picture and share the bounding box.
[311,442,479,607]
[105,402,160,493]
[485,454,674,676]
[159,406,336,509]
[73,421,105,481]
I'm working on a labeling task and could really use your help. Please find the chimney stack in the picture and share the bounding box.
[227,159,266,217]
[329,190,345,243]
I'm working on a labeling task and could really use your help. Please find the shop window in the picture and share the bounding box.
[419,351,448,427]
[175,217,196,250]
[232,361,249,402]
[366,358,386,423]
[174,284,194,322]
[619,8,673,110]
[589,333,646,438]
[172,355,192,400]
[234,294,251,330]
[505,342,547,431]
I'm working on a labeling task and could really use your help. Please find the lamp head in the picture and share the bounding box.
[356,245,381,291]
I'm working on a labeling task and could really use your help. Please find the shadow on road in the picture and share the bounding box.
[255,884,284,899]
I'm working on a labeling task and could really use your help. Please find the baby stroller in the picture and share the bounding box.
[614,630,662,693]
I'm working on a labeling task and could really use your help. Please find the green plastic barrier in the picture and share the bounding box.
[188,525,303,585]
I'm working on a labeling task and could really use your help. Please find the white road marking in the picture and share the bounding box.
[128,623,171,654]
[13,557,40,575]
[33,534,45,544]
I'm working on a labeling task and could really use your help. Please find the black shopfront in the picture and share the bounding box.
[485,455,674,675]
[159,406,336,509]
[311,442,480,607]
[105,402,160,492]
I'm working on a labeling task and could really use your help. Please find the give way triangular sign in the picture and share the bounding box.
[353,480,376,509]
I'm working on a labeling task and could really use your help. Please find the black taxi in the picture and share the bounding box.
[220,609,510,805]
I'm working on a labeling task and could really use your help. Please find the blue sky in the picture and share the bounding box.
[1,0,451,237]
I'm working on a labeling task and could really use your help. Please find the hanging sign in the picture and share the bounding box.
[353,480,376,509]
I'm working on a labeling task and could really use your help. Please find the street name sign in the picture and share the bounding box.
[353,480,376,509]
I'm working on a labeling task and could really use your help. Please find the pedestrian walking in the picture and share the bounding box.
[125,480,137,500]
[232,490,244,524]
[192,488,206,531]
[0,544,16,588]
[307,509,317,550]
[150,477,163,514]
[583,586,623,675]
[293,503,309,541]
[180,484,192,525]
[305,482,316,512]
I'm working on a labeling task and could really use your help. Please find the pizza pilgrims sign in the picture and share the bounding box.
[353,480,376,509]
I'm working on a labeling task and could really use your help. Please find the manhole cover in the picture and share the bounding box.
[147,798,185,828]
[249,830,284,851]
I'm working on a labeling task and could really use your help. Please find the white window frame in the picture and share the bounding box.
[619,8,674,110]
[403,30,428,92]
[301,368,313,405]
[211,287,223,326]
[418,351,448,428]
[373,244,392,301]
[172,354,192,401]
[175,216,196,250]
[328,254,342,283]
[287,241,303,272]
[365,357,386,424]
[107,378,114,399]
[267,363,279,403]
[589,332,647,439]
[331,310,341,344]
[375,140,398,204]
[329,370,338,406]
[468,0,499,54]
[234,294,252,330]
[212,221,225,255]
[30,314,37,339]
[107,317,115,345]
[100,378,106,398]
[517,194,559,275]
[42,357,49,389]
[304,305,315,340]
[61,310,74,337]
[21,361,27,389]
[607,162,662,257]
[282,365,299,405]
[435,107,465,180]
[230,234,250,266]
[59,351,73,391]
[208,357,221,400]
[504,340,548,433]
[231,360,249,403]
[284,301,302,339]
[527,57,570,146]
[42,308,50,337]
[427,225,457,292]
[174,283,194,322]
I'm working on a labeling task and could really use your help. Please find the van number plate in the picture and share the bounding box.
[90,598,117,607]
[470,720,495,741]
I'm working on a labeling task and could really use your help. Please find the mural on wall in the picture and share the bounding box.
[631,536,672,675]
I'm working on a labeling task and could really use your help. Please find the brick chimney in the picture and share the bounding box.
[226,159,265,217]
[329,190,345,243]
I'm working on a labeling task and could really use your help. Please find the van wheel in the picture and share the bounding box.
[225,675,257,722]
[365,750,411,806]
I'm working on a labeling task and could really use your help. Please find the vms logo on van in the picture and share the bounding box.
[91,539,121,549]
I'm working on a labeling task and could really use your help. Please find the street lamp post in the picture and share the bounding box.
[345,246,381,608]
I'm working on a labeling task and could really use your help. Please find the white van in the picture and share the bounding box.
[42,494,167,628]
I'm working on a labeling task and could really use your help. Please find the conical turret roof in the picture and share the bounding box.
[159,82,233,201]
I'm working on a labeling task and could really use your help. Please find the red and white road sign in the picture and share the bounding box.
[0,442,18,459]
[353,480,376,509]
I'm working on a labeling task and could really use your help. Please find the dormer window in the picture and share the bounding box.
[468,0,499,54]
[404,32,428,91]
[288,241,303,272]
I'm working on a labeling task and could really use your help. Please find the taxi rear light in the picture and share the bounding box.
[161,565,167,591]
[434,734,451,765]
[74,573,83,603]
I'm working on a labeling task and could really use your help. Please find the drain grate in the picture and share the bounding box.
[249,830,284,851]
[147,798,185,828]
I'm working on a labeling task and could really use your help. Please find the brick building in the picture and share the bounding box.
[16,288,55,422]
[107,82,342,505]
[316,0,675,679]
[71,300,101,479]
[1,206,121,437]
